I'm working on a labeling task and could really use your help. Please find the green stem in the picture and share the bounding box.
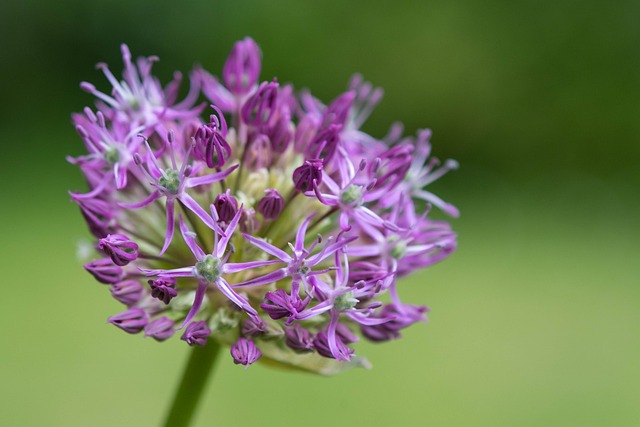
[162,340,222,427]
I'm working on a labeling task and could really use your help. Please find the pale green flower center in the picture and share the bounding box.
[159,169,181,194]
[340,184,363,206]
[195,255,221,283]
[334,291,358,310]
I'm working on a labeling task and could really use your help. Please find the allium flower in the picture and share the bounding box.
[70,39,458,375]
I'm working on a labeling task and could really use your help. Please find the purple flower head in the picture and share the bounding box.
[99,234,138,266]
[110,280,144,306]
[84,258,124,284]
[69,39,459,372]
[108,307,147,334]
[257,189,284,220]
[223,37,261,96]
[144,317,175,341]
[241,80,278,129]
[181,320,211,346]
[284,324,314,353]
[148,277,178,304]
[293,159,323,192]
[230,337,262,367]
[213,189,239,223]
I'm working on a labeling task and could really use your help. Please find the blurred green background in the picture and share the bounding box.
[1,1,638,426]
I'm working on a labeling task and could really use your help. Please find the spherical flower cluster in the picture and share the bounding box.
[69,38,458,374]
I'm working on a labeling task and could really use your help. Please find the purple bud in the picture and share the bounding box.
[360,324,401,342]
[284,324,314,353]
[181,321,211,346]
[244,134,272,170]
[241,317,267,338]
[193,112,232,168]
[322,91,355,128]
[292,159,323,192]
[241,81,278,128]
[260,289,310,322]
[99,234,139,266]
[84,258,124,284]
[335,323,358,344]
[268,116,292,153]
[108,308,147,334]
[305,123,341,162]
[381,303,429,331]
[213,189,239,222]
[256,189,284,220]
[148,277,178,304]
[223,37,261,95]
[230,337,262,367]
[110,280,144,306]
[71,195,114,238]
[239,207,259,234]
[144,317,175,341]
[313,330,354,360]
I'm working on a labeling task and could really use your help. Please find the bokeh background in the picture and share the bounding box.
[1,1,638,426]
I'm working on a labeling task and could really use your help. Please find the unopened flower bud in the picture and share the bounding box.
[230,337,262,367]
[241,317,267,337]
[148,277,178,304]
[213,189,239,223]
[292,159,323,192]
[108,307,147,334]
[144,317,175,341]
[257,189,284,220]
[223,37,261,96]
[110,280,144,306]
[181,321,211,346]
[284,324,314,353]
[84,258,124,284]
[241,81,278,128]
[99,234,138,266]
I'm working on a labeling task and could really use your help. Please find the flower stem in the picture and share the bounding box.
[162,340,222,427]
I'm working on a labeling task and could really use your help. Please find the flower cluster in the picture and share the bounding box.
[70,38,458,374]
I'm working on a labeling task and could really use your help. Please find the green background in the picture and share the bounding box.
[1,1,638,426]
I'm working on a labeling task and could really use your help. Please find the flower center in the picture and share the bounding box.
[159,169,181,194]
[340,184,363,206]
[104,145,120,164]
[195,255,221,283]
[390,240,408,259]
[334,291,358,310]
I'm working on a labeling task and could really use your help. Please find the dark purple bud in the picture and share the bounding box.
[99,234,139,266]
[71,195,115,238]
[84,258,124,284]
[292,159,323,192]
[241,81,278,128]
[268,116,292,153]
[380,303,429,331]
[257,189,284,220]
[193,111,232,168]
[144,317,175,341]
[284,324,314,353]
[313,330,354,360]
[148,277,178,304]
[110,280,144,306]
[260,289,310,323]
[360,324,401,342]
[108,307,147,334]
[213,189,239,222]
[223,37,261,95]
[305,124,341,163]
[241,317,267,338]
[181,321,211,346]
[230,337,262,367]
